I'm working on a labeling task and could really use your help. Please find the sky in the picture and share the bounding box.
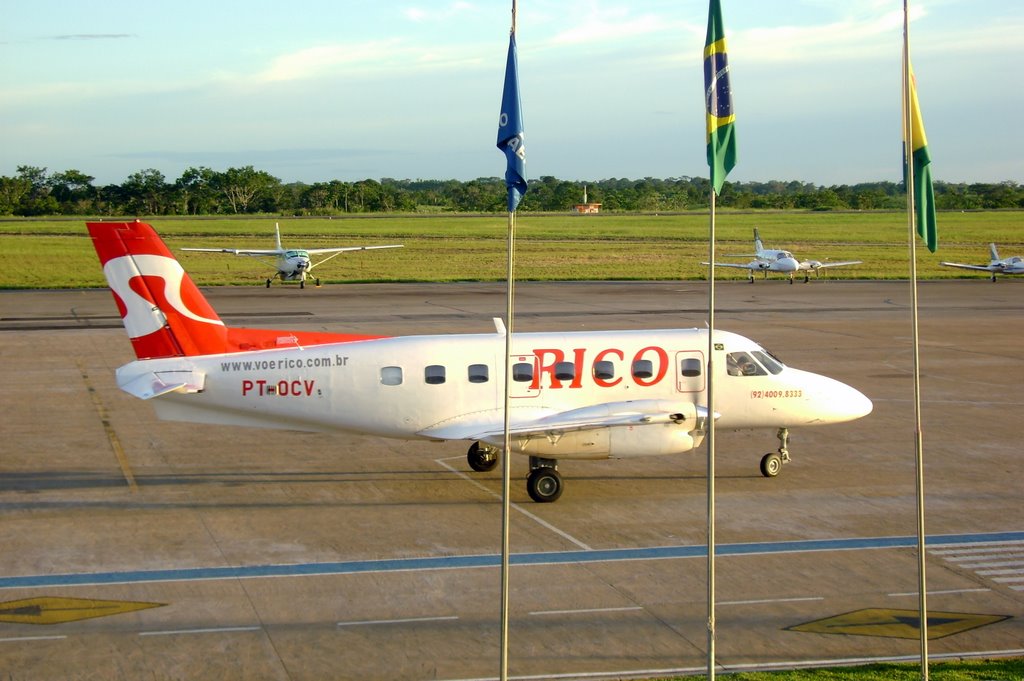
[1,0,1021,187]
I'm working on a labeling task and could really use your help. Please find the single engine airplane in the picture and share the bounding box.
[940,243,1024,282]
[704,228,862,284]
[88,220,873,502]
[181,223,403,288]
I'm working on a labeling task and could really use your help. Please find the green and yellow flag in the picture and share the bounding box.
[905,65,937,252]
[704,0,736,195]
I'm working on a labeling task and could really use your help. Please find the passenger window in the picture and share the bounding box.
[381,366,403,386]
[513,362,533,382]
[593,360,615,380]
[468,364,489,384]
[554,361,575,381]
[680,358,702,378]
[632,359,654,379]
[425,365,446,385]
[726,352,766,377]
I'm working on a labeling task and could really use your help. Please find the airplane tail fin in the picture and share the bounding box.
[88,220,230,359]
[275,223,283,251]
[753,228,764,255]
[990,243,1000,261]
[88,220,385,361]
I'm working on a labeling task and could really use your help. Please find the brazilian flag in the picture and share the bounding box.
[704,0,736,196]
[906,66,937,252]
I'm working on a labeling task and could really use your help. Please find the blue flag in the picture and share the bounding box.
[496,33,527,212]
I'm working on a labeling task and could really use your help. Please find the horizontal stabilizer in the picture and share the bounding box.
[118,368,206,400]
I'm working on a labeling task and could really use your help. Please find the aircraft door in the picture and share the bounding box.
[675,350,706,394]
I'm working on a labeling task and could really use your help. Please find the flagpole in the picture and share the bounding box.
[703,3,735,677]
[706,188,717,681]
[499,203,514,681]
[498,3,520,680]
[903,2,929,678]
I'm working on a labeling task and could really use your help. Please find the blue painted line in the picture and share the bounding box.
[2,531,1022,590]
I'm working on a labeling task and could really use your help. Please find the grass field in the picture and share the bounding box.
[673,657,1024,680]
[0,211,1020,289]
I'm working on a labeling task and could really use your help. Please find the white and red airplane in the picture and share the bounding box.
[88,220,872,502]
[940,243,1024,282]
[705,228,862,284]
[181,223,403,289]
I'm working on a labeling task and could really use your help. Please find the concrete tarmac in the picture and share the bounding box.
[1,279,1023,680]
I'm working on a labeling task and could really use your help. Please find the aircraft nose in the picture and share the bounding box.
[813,380,873,423]
[778,257,800,272]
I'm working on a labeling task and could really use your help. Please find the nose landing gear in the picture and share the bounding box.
[759,427,791,478]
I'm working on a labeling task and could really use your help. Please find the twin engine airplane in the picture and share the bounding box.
[704,228,862,284]
[181,223,403,288]
[940,243,1024,281]
[89,220,873,503]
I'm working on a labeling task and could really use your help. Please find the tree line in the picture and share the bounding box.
[1,165,1021,217]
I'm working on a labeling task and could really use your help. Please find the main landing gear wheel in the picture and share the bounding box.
[527,467,563,503]
[760,452,783,477]
[300,280,305,289]
[467,442,499,473]
[265,278,272,288]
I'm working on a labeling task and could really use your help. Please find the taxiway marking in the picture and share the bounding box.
[2,531,1022,590]
[337,615,459,627]
[719,597,824,606]
[888,588,990,597]
[529,606,643,616]
[77,359,137,493]
[139,626,261,637]
[435,456,592,550]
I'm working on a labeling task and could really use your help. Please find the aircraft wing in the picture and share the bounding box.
[417,398,707,443]
[700,261,759,271]
[305,245,404,255]
[939,262,994,272]
[805,260,862,270]
[181,248,280,257]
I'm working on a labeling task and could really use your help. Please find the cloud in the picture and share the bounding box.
[255,41,405,82]
[546,5,674,47]
[402,2,478,24]
[47,34,135,41]
[733,7,908,63]
[247,37,489,85]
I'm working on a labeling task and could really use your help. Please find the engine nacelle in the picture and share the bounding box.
[510,423,698,460]
[607,423,696,458]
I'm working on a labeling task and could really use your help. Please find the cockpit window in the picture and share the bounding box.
[751,350,783,375]
[725,351,767,377]
[285,250,309,258]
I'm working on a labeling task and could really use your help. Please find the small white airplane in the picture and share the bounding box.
[704,228,862,284]
[940,243,1024,282]
[88,221,873,502]
[181,223,403,289]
